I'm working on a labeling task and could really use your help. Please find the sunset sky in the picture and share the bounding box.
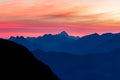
[0,0,120,38]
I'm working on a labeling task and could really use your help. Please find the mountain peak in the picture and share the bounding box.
[58,31,69,37]
[91,33,99,36]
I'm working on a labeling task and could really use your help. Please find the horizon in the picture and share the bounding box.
[0,0,120,38]
[1,31,120,39]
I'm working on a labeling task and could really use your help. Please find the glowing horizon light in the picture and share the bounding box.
[0,0,120,38]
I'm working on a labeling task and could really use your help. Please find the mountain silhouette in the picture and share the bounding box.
[58,31,69,37]
[9,36,40,50]
[49,32,120,54]
[32,49,120,80]
[9,31,78,52]
[9,32,120,54]
[0,39,59,80]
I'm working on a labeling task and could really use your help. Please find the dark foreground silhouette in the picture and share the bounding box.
[0,39,59,80]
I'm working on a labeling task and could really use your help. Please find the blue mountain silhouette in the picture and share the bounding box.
[32,49,120,80]
[9,31,120,54]
[9,36,40,50]
[9,31,79,52]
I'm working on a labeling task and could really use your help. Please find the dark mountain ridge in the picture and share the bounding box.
[0,39,59,80]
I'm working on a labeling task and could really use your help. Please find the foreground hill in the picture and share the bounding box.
[0,39,59,80]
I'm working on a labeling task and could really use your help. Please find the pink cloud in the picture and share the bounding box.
[0,0,120,38]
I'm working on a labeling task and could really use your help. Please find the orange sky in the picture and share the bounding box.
[0,0,120,38]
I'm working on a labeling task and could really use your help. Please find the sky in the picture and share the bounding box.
[0,0,120,38]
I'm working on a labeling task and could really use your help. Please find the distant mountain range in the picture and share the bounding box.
[9,31,120,54]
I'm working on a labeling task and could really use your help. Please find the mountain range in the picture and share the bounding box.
[9,31,120,54]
